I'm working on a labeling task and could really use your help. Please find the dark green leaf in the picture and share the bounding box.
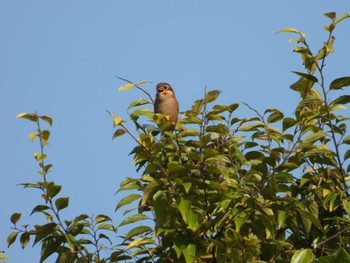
[31,205,50,215]
[344,150,350,160]
[40,239,60,263]
[16,113,39,122]
[324,12,336,20]
[34,223,57,245]
[112,128,126,140]
[55,197,69,211]
[292,71,318,83]
[10,213,21,225]
[56,247,77,263]
[20,232,30,249]
[329,77,350,90]
[331,95,350,105]
[48,184,62,198]
[282,117,296,131]
[40,116,53,126]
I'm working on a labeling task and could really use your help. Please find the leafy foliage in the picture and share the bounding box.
[6,12,350,263]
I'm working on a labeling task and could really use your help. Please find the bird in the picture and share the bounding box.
[154,82,179,131]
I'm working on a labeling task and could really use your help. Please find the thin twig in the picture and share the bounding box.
[116,76,155,105]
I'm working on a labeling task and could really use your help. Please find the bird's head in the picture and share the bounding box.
[156,83,176,98]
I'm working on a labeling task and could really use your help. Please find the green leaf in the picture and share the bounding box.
[329,77,350,90]
[342,199,350,215]
[40,115,53,126]
[115,194,142,211]
[205,90,221,103]
[124,225,152,241]
[282,117,296,131]
[331,95,350,105]
[48,184,62,198]
[183,243,196,263]
[40,239,60,263]
[299,210,323,231]
[112,128,126,140]
[303,131,326,144]
[291,248,313,263]
[132,108,153,118]
[267,110,284,123]
[343,136,350,145]
[178,198,201,231]
[124,237,155,251]
[324,12,336,20]
[277,210,287,229]
[344,150,350,160]
[292,71,318,83]
[56,247,77,263]
[34,223,57,245]
[119,214,149,227]
[55,197,69,211]
[277,27,300,34]
[16,112,39,122]
[20,232,30,249]
[7,232,18,247]
[97,223,116,232]
[10,212,21,225]
[127,99,150,110]
[40,130,50,144]
[31,205,50,215]
[95,214,112,223]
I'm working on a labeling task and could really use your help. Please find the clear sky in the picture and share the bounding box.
[1,1,349,262]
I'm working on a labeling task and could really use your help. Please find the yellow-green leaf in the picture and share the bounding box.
[127,99,150,110]
[113,115,124,127]
[277,27,300,34]
[335,13,350,25]
[291,248,313,263]
[118,83,135,91]
[115,194,142,211]
[28,132,37,142]
[7,232,18,247]
[34,153,47,161]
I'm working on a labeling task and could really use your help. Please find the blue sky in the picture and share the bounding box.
[1,1,349,262]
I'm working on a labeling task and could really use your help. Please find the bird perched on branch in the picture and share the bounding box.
[154,83,179,131]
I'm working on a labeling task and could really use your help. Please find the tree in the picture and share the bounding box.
[6,12,350,263]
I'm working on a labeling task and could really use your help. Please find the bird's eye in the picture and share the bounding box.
[164,86,168,90]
